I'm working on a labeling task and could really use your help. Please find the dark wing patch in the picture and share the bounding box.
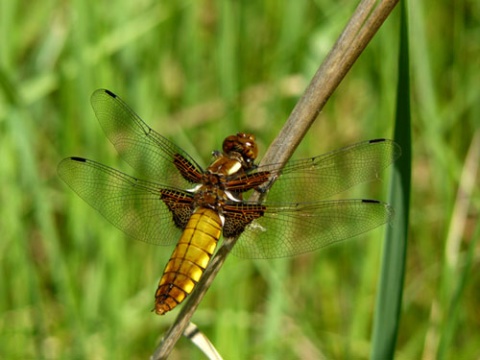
[160,189,194,229]
[222,203,265,238]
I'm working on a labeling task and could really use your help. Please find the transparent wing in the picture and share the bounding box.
[58,156,188,246]
[90,89,203,188]
[232,199,393,259]
[257,139,401,203]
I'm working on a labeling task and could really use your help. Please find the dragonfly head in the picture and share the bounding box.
[222,133,258,169]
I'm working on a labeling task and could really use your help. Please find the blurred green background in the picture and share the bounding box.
[1,1,479,359]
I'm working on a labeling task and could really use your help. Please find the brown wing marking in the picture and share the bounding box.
[160,189,194,229]
[225,171,270,192]
[173,154,203,183]
[223,203,265,238]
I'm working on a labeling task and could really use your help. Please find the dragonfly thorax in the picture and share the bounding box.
[207,155,243,177]
[193,184,230,210]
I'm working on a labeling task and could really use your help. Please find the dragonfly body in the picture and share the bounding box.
[155,207,221,314]
[58,89,401,315]
[155,134,261,314]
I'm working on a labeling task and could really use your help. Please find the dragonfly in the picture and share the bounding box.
[58,89,401,315]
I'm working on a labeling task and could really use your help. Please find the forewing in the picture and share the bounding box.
[58,157,191,245]
[258,139,401,203]
[90,89,203,187]
[232,199,393,258]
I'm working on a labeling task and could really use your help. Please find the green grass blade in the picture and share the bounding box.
[437,131,480,359]
[370,2,411,359]
[438,219,480,358]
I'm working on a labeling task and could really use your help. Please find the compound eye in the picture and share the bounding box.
[222,135,240,154]
[222,133,259,164]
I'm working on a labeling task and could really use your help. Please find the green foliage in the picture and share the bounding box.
[371,2,411,358]
[1,1,479,359]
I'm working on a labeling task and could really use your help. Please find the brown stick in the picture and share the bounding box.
[151,1,399,358]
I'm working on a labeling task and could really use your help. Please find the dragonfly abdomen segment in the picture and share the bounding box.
[154,207,222,315]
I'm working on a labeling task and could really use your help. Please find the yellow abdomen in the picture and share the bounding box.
[154,207,222,315]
